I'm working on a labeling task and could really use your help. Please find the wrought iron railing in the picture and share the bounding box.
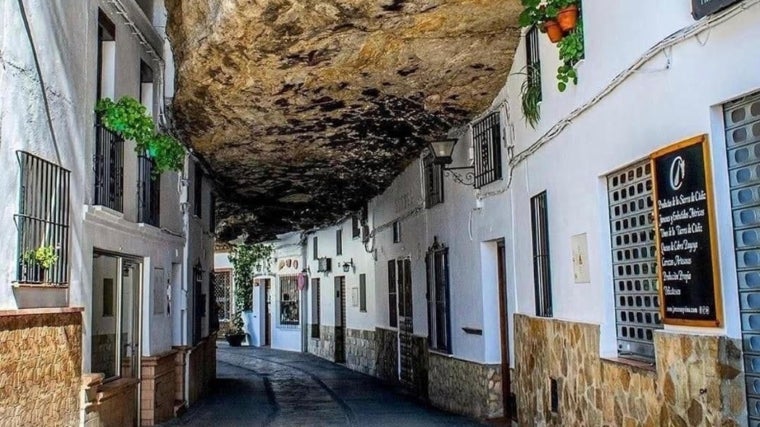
[93,124,124,211]
[137,155,160,227]
[473,112,502,189]
[14,151,71,284]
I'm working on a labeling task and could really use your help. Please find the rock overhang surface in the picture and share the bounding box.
[166,0,522,241]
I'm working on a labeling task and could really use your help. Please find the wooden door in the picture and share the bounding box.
[334,276,346,363]
[497,241,515,420]
[398,259,414,385]
[265,280,271,346]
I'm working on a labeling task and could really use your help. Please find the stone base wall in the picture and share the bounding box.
[0,308,82,426]
[175,332,217,409]
[346,328,378,376]
[428,352,502,419]
[308,325,337,361]
[374,327,398,383]
[140,350,178,426]
[514,314,746,426]
[84,377,139,427]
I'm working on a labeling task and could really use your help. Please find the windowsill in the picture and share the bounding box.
[428,348,453,358]
[12,282,69,289]
[0,306,82,317]
[600,356,656,374]
[91,205,124,218]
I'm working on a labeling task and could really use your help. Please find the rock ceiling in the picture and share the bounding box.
[166,0,522,241]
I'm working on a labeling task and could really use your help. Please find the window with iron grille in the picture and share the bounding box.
[352,215,361,239]
[280,276,299,325]
[387,260,398,328]
[93,124,124,212]
[214,270,232,321]
[608,161,661,362]
[15,151,71,284]
[426,239,451,352]
[194,165,203,218]
[359,273,367,312]
[311,278,321,338]
[137,155,160,226]
[531,191,552,317]
[336,229,343,255]
[526,26,542,102]
[423,153,444,208]
[473,112,502,188]
[313,236,318,260]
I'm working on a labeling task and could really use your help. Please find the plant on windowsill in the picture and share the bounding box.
[95,96,185,175]
[519,65,542,129]
[21,244,59,284]
[556,20,584,92]
[224,311,245,347]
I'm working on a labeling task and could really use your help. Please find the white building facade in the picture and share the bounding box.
[0,1,215,425]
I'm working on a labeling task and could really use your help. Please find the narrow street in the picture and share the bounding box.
[166,344,483,427]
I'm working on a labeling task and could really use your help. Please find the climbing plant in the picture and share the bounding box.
[96,96,185,174]
[228,243,274,312]
[556,21,584,92]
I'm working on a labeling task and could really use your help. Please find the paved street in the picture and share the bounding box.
[164,344,483,426]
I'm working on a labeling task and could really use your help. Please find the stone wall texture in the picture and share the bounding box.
[428,351,502,419]
[346,328,378,376]
[140,350,178,426]
[374,327,398,383]
[514,314,746,426]
[185,333,217,406]
[308,325,337,361]
[0,309,82,427]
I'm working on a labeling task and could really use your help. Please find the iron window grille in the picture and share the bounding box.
[137,155,160,226]
[608,161,661,362]
[280,276,299,325]
[423,153,444,208]
[336,229,343,255]
[526,26,542,101]
[311,278,321,338]
[426,239,451,353]
[359,273,367,312]
[473,112,502,188]
[313,236,318,260]
[194,165,202,217]
[15,151,71,285]
[214,270,232,321]
[93,124,124,211]
[531,191,553,317]
[387,260,398,328]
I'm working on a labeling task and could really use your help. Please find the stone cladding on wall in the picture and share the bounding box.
[140,349,178,426]
[0,308,82,426]
[346,328,378,376]
[308,325,337,361]
[514,314,746,426]
[428,351,503,419]
[374,327,399,383]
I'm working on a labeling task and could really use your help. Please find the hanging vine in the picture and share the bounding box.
[228,243,274,313]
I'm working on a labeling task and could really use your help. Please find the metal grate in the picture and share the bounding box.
[531,191,553,317]
[15,151,71,284]
[214,270,232,321]
[426,242,451,353]
[137,155,160,226]
[423,153,444,208]
[608,161,661,361]
[724,92,760,426]
[473,112,502,188]
[94,124,124,211]
[526,26,542,100]
[280,276,299,325]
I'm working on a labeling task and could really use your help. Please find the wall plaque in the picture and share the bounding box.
[651,135,722,326]
[692,0,742,19]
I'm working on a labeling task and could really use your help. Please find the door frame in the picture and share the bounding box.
[265,280,272,346]
[396,257,413,384]
[496,240,514,420]
[334,276,346,363]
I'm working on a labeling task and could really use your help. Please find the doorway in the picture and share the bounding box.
[334,276,346,363]
[497,240,516,420]
[264,279,272,346]
[397,258,413,385]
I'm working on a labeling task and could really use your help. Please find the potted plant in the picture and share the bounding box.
[519,0,564,43]
[556,21,584,91]
[556,1,579,32]
[225,311,246,346]
[21,244,59,284]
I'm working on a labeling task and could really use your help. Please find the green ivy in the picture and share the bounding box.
[556,21,584,92]
[96,96,185,175]
[228,243,274,312]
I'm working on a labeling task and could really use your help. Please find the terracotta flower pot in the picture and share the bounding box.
[557,4,579,32]
[543,20,563,43]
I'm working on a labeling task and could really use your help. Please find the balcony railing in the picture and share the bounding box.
[94,124,124,212]
[137,155,160,227]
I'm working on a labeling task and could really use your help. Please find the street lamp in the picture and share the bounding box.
[427,138,475,186]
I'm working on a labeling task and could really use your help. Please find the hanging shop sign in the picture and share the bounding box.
[651,135,723,327]
[692,0,742,19]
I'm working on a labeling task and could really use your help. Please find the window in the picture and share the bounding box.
[352,215,361,239]
[531,191,552,317]
[387,260,398,328]
[526,25,542,102]
[137,156,160,226]
[139,60,154,117]
[608,161,661,361]
[426,239,451,352]
[423,153,444,208]
[359,273,367,312]
[96,10,115,100]
[311,278,320,338]
[194,165,203,217]
[15,151,71,284]
[214,270,232,321]
[192,264,205,344]
[280,276,299,325]
[209,193,216,232]
[392,221,401,243]
[336,229,343,255]
[473,112,502,188]
[312,236,318,260]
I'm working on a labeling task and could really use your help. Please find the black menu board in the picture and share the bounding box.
[651,135,722,327]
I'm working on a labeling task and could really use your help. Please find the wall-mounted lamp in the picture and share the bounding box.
[428,138,475,186]
[340,258,354,273]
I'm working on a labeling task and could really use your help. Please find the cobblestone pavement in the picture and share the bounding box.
[164,343,484,426]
